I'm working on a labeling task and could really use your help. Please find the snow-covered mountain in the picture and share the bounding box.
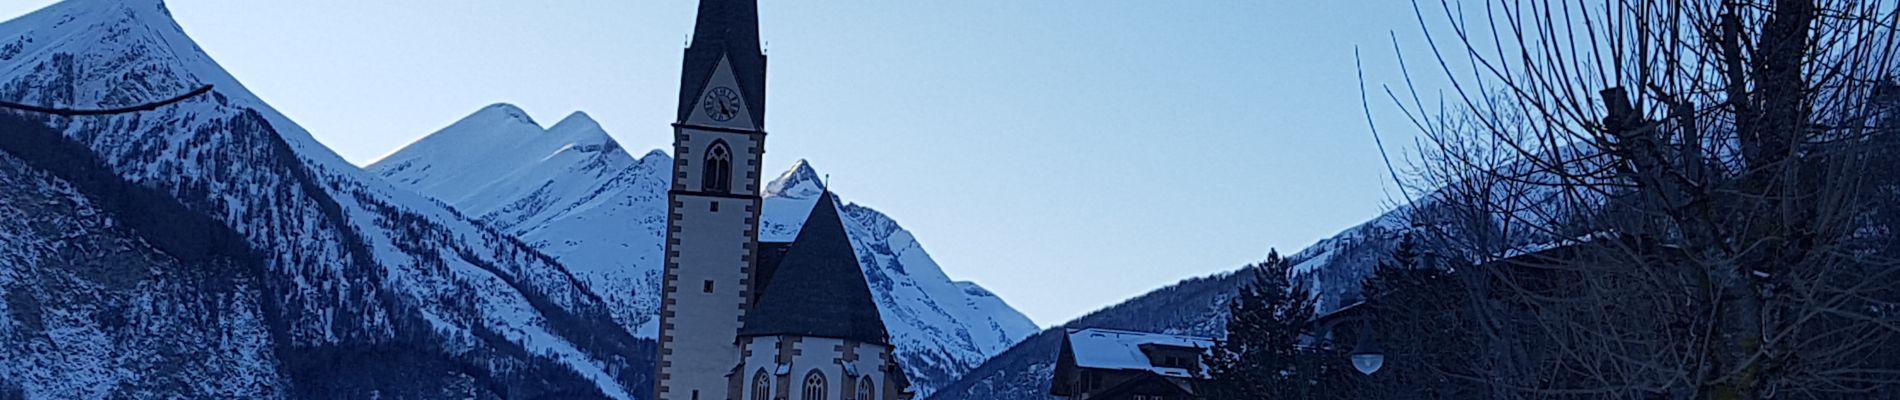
[367,108,1039,395]
[0,0,649,398]
[369,106,670,337]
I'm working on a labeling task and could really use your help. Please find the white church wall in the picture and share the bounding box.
[740,335,898,400]
[739,336,781,400]
[661,190,760,400]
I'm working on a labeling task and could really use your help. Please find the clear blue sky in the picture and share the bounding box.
[2,1,1446,327]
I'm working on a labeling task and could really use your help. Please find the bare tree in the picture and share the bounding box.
[1368,0,1900,398]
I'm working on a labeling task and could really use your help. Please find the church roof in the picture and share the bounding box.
[751,241,793,306]
[739,190,890,344]
[678,0,767,127]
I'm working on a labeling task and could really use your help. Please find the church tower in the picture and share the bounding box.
[656,1,768,399]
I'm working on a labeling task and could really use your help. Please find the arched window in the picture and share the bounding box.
[855,377,874,400]
[751,369,772,400]
[702,140,733,193]
[801,370,827,400]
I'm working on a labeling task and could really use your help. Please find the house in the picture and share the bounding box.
[1049,328,1215,400]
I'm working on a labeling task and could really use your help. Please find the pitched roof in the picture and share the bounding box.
[739,190,890,343]
[1064,328,1214,379]
[751,241,793,306]
[677,0,767,128]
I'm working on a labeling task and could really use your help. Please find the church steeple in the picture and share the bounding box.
[678,0,767,128]
[656,2,773,399]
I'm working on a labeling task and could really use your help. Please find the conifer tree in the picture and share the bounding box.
[1202,251,1323,399]
[1355,234,1483,399]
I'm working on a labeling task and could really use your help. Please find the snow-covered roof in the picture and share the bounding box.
[1066,328,1215,379]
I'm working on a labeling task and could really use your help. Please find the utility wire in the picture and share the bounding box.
[0,85,214,117]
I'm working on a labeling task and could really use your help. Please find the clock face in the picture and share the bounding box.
[702,86,742,122]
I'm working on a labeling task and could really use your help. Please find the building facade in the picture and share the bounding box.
[656,2,908,399]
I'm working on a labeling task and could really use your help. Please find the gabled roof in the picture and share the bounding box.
[1064,328,1214,379]
[739,190,890,344]
[677,0,767,128]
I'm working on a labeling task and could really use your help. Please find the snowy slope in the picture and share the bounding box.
[367,108,1038,394]
[0,1,648,398]
[370,107,669,336]
[0,116,280,399]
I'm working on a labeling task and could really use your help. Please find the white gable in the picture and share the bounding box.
[685,55,759,129]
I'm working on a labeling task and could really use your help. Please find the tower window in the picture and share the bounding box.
[711,201,720,212]
[703,280,715,293]
[703,140,733,193]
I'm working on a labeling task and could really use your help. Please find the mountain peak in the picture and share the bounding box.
[549,111,601,133]
[635,149,672,164]
[473,103,537,127]
[546,110,619,150]
[765,159,825,198]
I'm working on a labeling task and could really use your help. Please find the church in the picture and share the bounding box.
[653,1,911,400]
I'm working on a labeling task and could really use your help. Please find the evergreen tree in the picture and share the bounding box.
[1354,233,1484,399]
[1203,251,1326,399]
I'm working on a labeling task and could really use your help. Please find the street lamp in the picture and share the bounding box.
[1313,302,1387,376]
[1349,324,1384,375]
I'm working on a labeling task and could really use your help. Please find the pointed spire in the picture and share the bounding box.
[689,0,761,51]
[677,0,768,126]
[740,189,891,344]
